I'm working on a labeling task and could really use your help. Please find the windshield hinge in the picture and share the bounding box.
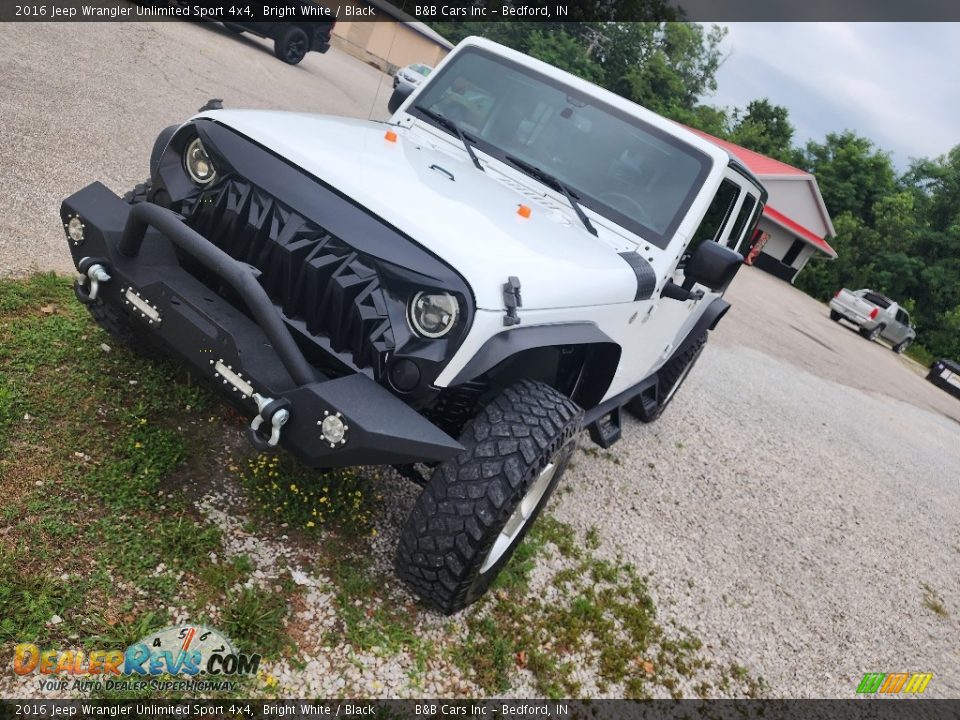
[502,276,522,327]
[198,98,223,112]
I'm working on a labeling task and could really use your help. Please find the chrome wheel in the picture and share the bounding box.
[479,457,561,574]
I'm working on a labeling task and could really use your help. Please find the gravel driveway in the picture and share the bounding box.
[1,22,957,699]
[554,268,960,697]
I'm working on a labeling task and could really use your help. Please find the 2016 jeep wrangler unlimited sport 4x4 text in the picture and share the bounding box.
[61,37,766,613]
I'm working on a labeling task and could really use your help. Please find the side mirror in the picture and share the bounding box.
[683,240,743,293]
[388,84,415,114]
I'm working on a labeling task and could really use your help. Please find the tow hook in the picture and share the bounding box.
[73,258,111,304]
[246,393,291,450]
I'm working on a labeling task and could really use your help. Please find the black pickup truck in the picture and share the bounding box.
[223,21,336,65]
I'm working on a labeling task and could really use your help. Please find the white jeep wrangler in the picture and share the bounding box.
[61,37,767,613]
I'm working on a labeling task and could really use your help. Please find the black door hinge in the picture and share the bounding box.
[503,276,522,326]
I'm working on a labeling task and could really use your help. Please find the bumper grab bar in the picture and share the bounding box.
[118,202,316,387]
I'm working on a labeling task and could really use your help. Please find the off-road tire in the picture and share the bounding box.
[395,379,583,614]
[274,26,309,65]
[830,310,842,322]
[626,332,707,423]
[862,324,884,342]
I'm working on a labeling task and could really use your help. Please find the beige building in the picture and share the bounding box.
[331,1,453,75]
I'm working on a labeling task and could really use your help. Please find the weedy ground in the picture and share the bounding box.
[0,274,764,699]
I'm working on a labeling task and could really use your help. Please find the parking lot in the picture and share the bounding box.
[0,20,392,278]
[1,21,958,698]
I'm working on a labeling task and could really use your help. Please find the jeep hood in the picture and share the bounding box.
[195,110,641,311]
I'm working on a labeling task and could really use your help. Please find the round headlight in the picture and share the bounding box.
[184,137,216,185]
[408,292,459,338]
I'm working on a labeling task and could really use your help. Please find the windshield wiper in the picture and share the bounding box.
[504,155,598,236]
[413,105,484,172]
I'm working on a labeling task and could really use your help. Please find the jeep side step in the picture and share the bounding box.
[587,406,622,448]
[584,374,659,447]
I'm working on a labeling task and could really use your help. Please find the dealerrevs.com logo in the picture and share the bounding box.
[13,625,260,693]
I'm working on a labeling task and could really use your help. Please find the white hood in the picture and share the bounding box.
[195,110,641,311]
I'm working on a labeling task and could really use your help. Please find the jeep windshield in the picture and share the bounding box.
[410,46,712,248]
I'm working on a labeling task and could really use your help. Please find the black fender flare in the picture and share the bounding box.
[449,323,620,387]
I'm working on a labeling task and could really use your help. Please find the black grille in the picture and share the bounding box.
[182,178,395,373]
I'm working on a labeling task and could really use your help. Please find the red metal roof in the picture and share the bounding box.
[763,206,837,258]
[684,126,810,177]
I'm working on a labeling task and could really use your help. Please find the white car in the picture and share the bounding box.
[829,288,916,353]
[62,37,767,613]
[392,62,432,94]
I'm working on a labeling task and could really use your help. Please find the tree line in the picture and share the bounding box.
[430,21,960,363]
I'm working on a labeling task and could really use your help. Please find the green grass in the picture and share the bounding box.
[221,586,291,657]
[905,343,936,367]
[0,274,294,695]
[0,274,752,699]
[327,556,433,674]
[449,517,762,699]
[239,453,380,537]
[0,274,413,698]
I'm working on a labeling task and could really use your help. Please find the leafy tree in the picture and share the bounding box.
[430,21,727,124]
[728,99,797,163]
[524,29,603,82]
[798,131,896,223]
[685,104,731,138]
[902,146,960,250]
[598,23,727,116]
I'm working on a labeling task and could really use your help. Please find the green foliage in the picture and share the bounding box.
[728,99,798,163]
[0,544,84,645]
[451,518,727,699]
[795,141,960,362]
[525,29,603,82]
[240,454,379,537]
[599,23,727,116]
[799,131,898,223]
[220,586,290,657]
[327,557,432,670]
[0,275,302,677]
[432,20,727,127]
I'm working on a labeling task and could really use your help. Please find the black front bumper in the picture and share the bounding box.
[61,182,462,468]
